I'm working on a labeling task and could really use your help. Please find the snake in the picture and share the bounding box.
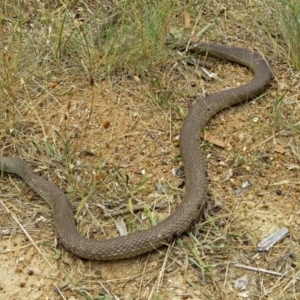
[0,43,273,260]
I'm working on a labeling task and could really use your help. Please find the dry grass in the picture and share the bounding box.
[1,0,300,299]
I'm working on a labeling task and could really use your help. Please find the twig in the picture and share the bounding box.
[0,200,54,270]
[54,284,67,300]
[102,201,169,218]
[251,120,300,151]
[234,263,300,281]
[147,242,173,300]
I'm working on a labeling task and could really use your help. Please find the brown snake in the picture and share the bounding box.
[0,43,273,260]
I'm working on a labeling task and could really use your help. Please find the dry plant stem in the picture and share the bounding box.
[54,284,67,300]
[148,243,172,300]
[103,201,169,218]
[0,43,273,260]
[0,200,54,269]
[250,120,300,151]
[235,264,300,281]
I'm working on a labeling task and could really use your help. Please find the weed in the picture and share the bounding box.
[269,0,300,69]
[115,170,153,197]
[271,92,287,131]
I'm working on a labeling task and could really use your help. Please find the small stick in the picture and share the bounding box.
[54,284,67,300]
[102,201,169,218]
[0,200,54,270]
[235,264,300,281]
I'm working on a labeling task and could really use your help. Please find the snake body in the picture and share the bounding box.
[0,43,273,260]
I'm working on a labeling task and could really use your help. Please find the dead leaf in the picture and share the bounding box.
[48,82,58,89]
[115,219,128,236]
[201,130,226,148]
[134,76,141,83]
[183,11,191,28]
[275,144,291,156]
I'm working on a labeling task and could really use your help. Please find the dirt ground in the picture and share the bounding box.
[1,1,300,299]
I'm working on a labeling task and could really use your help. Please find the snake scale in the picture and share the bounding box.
[0,43,273,260]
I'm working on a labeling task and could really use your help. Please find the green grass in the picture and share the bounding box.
[269,0,300,70]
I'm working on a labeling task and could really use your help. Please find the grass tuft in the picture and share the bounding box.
[271,0,300,70]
